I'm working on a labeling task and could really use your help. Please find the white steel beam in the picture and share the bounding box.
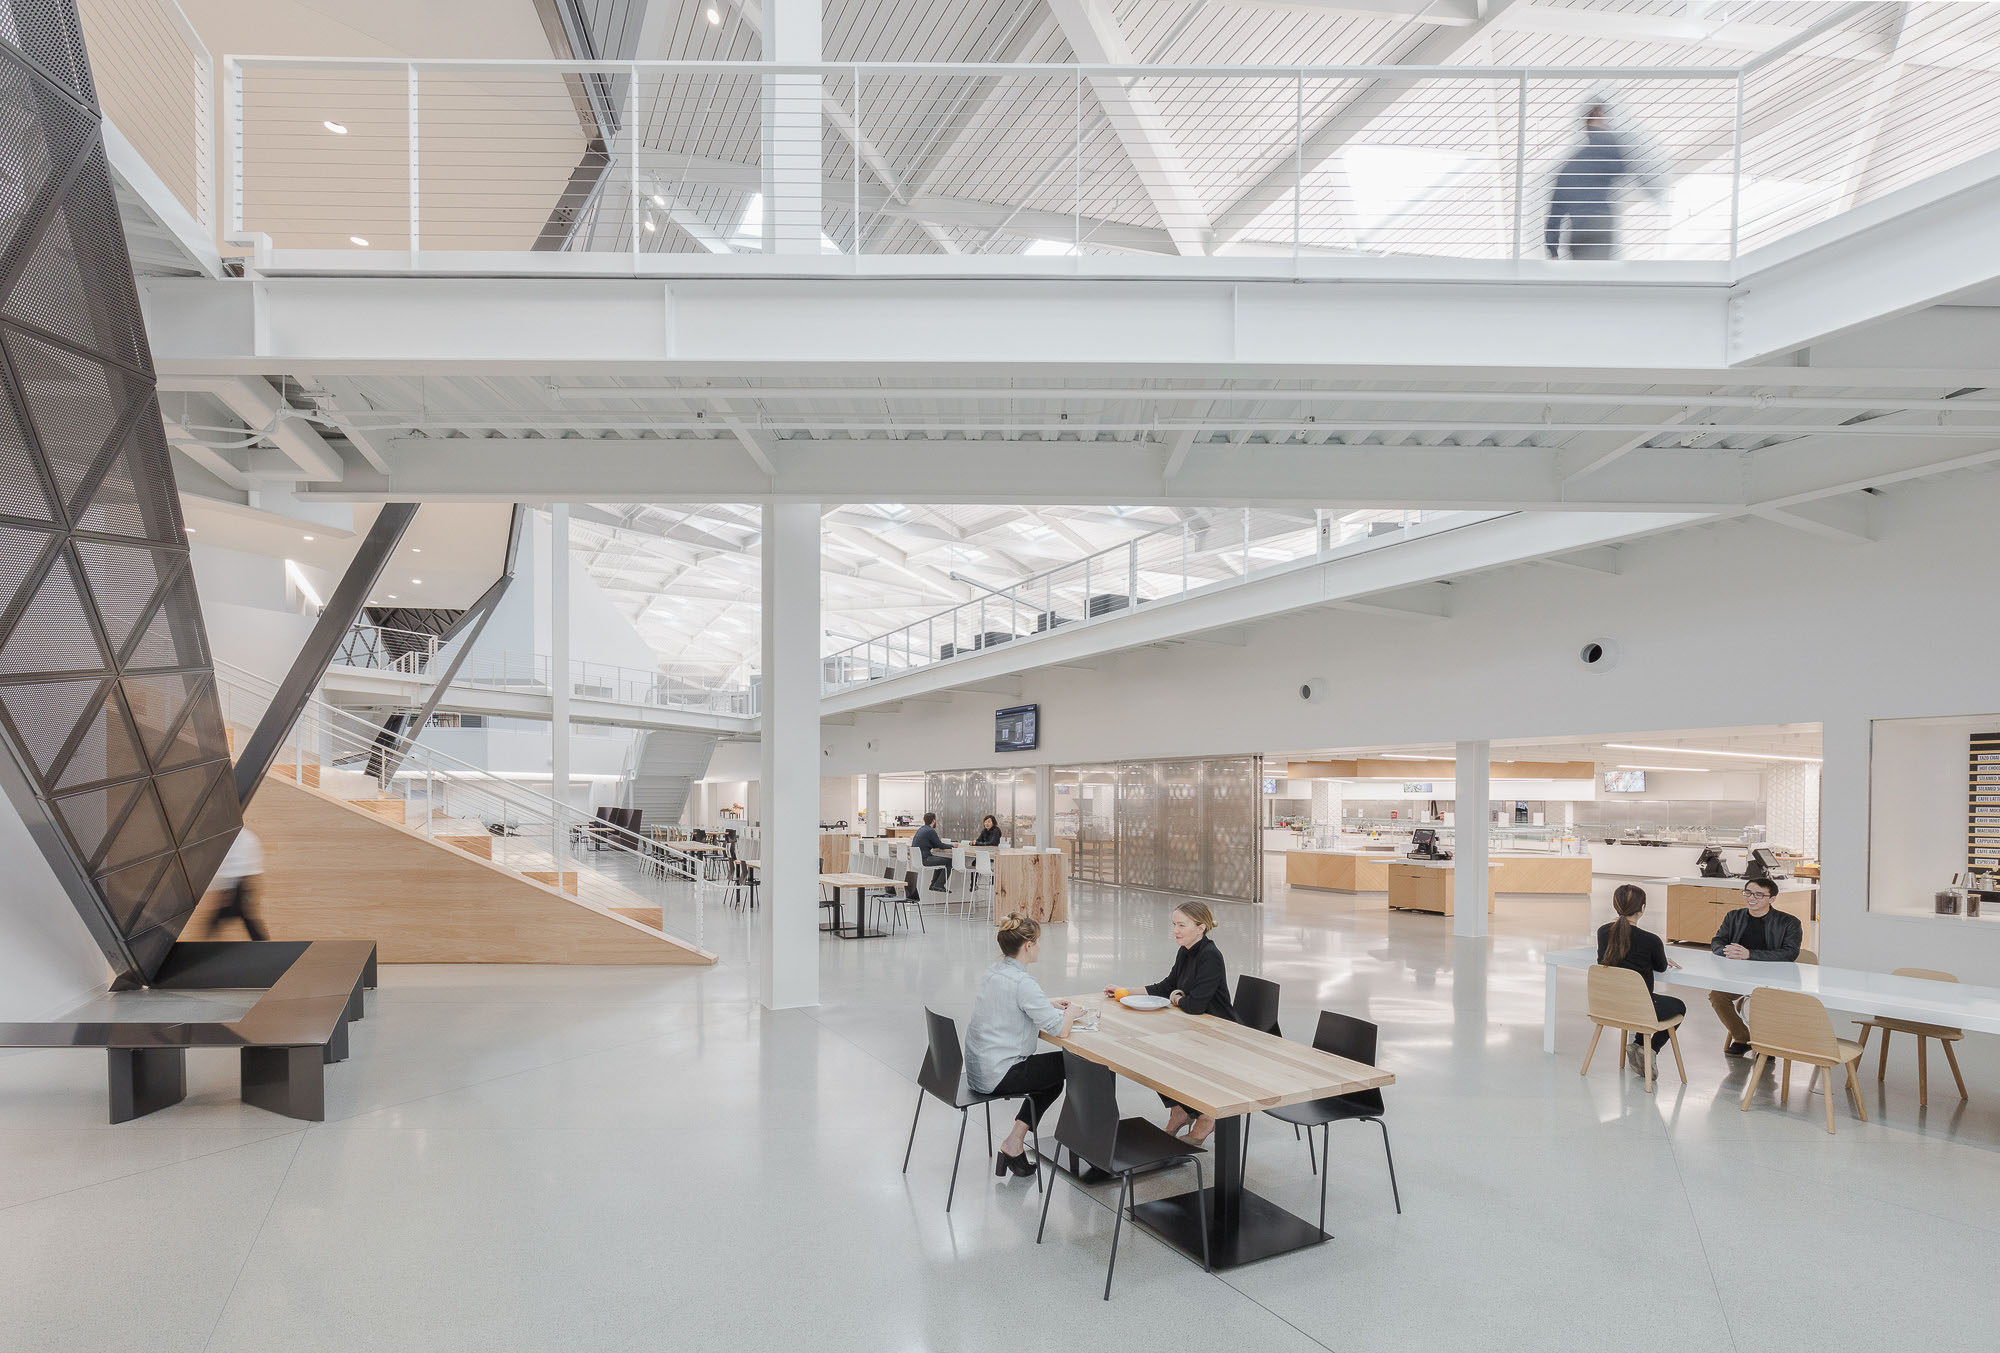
[139,276,1731,373]
[1541,544,1621,575]
[332,429,2000,513]
[1727,147,2000,364]
[1205,0,1520,248]
[1045,0,1210,256]
[157,375,344,481]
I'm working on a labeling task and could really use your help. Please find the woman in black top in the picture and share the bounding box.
[1597,884,1684,1071]
[1106,901,1235,1142]
[973,815,1003,847]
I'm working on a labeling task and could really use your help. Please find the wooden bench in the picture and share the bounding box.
[0,939,378,1123]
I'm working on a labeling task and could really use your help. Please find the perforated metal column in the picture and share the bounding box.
[0,0,240,983]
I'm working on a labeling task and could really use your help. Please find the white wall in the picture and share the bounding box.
[473,512,656,675]
[1598,770,1764,803]
[189,543,320,682]
[820,775,856,824]
[1868,716,1983,916]
[815,472,2000,984]
[0,788,111,1020]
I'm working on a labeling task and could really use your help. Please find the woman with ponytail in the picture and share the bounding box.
[1596,884,1683,1072]
[964,913,1073,1179]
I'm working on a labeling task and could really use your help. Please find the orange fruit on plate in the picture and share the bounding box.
[1112,987,1130,1000]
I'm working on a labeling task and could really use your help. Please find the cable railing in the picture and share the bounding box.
[78,0,213,228]
[820,507,1483,692]
[331,623,759,717]
[214,19,2000,271]
[215,660,720,949]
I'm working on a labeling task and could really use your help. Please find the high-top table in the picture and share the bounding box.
[1044,994,1392,1270]
[1543,945,2000,1054]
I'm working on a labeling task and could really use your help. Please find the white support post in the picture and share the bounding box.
[1035,766,1054,849]
[1454,739,1490,939]
[761,0,822,255]
[760,500,822,1009]
[551,505,571,866]
[865,772,880,836]
[408,67,420,257]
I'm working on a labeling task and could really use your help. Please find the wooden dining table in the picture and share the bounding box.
[1043,994,1393,1270]
[820,871,893,940]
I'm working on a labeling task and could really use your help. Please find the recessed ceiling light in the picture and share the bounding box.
[183,526,196,534]
[302,534,314,541]
[642,216,657,232]
[1614,764,1711,773]
[411,547,421,553]
[706,6,720,23]
[651,193,666,207]
[411,579,421,584]
[324,120,347,134]
[349,236,369,247]
[387,593,398,599]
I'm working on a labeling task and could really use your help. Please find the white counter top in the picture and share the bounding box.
[1664,876,1817,892]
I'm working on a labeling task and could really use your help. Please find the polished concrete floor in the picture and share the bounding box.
[3,863,1998,1352]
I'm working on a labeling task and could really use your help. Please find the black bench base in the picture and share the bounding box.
[108,1047,187,1124]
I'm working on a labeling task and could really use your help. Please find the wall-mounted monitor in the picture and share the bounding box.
[995,704,1039,753]
[1603,769,1646,793]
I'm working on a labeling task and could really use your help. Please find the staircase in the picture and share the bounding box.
[630,729,719,826]
[214,662,720,962]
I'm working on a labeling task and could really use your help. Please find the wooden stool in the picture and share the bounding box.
[1580,966,1686,1094]
[1853,968,1968,1107]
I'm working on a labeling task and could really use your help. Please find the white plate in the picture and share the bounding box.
[1119,994,1170,1011]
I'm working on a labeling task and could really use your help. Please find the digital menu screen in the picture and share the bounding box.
[995,704,1039,752]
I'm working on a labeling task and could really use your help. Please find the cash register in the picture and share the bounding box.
[1407,828,1452,861]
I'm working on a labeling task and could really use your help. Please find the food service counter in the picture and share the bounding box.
[1663,876,1817,946]
[1288,850,1591,897]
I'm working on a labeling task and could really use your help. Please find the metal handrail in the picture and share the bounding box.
[215,660,719,946]
[820,508,1486,692]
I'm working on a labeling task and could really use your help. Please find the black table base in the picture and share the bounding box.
[1117,1113,1331,1270]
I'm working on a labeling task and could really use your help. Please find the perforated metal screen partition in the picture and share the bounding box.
[928,756,1263,906]
[0,0,241,984]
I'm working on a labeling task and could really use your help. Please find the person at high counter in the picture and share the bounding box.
[1708,876,1803,1056]
[910,812,953,893]
[973,814,1003,847]
[1105,900,1235,1143]
[1597,883,1683,1074]
[965,913,1075,1178]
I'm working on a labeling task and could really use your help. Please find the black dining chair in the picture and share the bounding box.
[886,870,928,934]
[1037,1050,1209,1299]
[1260,1011,1400,1236]
[902,1009,1043,1212]
[1232,974,1285,1172]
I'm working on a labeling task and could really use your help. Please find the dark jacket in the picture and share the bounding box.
[973,826,1003,847]
[910,824,948,862]
[1597,920,1668,994]
[1147,935,1235,1021]
[1709,907,1803,961]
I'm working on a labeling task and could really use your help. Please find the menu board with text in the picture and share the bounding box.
[1972,731,2000,872]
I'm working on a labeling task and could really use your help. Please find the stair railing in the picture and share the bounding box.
[215,660,720,949]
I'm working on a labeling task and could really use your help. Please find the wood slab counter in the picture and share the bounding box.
[1490,854,1593,895]
[1387,860,1496,916]
[1285,850,1396,892]
[993,849,1068,923]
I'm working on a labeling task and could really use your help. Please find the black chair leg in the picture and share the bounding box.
[1306,1122,1317,1175]
[1192,1156,1212,1272]
[1241,1114,1251,1177]
[1375,1118,1402,1214]
[912,897,926,933]
[984,1102,994,1157]
[902,1089,924,1173]
[1318,1125,1331,1238]
[1104,1174,1129,1300]
[946,1109,969,1212]
[1035,1150,1062,1243]
[1028,1119,1043,1194]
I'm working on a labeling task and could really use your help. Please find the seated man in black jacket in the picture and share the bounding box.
[910,813,953,893]
[1708,876,1804,1056]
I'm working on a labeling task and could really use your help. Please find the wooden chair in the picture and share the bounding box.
[1580,966,1685,1093]
[1740,987,1867,1134]
[1852,969,1968,1107]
